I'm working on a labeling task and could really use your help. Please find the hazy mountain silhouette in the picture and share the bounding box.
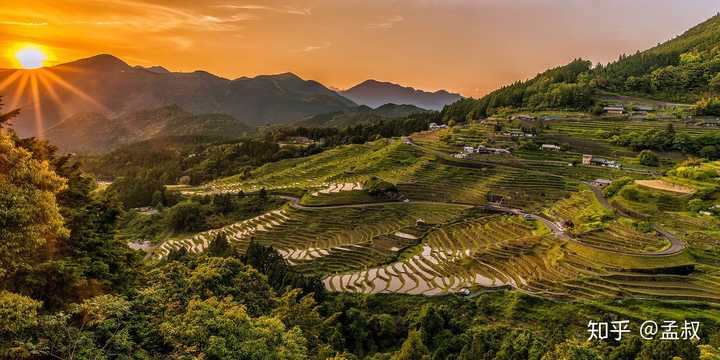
[340,80,462,110]
[295,103,429,128]
[0,54,356,137]
[44,105,253,153]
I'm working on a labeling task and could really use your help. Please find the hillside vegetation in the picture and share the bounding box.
[295,104,429,128]
[45,105,253,153]
[443,14,720,119]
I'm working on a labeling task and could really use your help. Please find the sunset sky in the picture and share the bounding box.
[1,0,718,97]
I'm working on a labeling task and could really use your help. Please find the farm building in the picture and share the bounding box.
[590,179,613,187]
[583,154,621,168]
[476,145,511,155]
[541,144,561,151]
[504,129,535,138]
[463,145,510,155]
[429,122,449,130]
[603,105,625,115]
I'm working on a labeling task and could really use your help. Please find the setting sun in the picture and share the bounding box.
[15,46,48,69]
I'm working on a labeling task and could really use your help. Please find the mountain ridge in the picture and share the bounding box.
[0,54,356,137]
[340,79,462,111]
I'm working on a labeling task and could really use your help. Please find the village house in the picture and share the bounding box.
[582,154,622,168]
[463,145,510,155]
[429,122,449,130]
[476,145,511,155]
[590,178,613,187]
[603,104,625,115]
[541,144,561,151]
[503,129,535,138]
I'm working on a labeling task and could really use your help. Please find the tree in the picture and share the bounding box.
[699,145,720,160]
[395,329,429,360]
[0,132,68,283]
[541,339,602,360]
[164,200,205,232]
[0,291,41,356]
[638,150,660,166]
[160,297,308,359]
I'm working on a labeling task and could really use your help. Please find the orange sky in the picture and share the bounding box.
[1,0,718,97]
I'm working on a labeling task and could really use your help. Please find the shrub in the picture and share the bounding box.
[164,201,205,232]
[687,199,708,213]
[695,97,720,116]
[603,177,633,197]
[638,150,659,166]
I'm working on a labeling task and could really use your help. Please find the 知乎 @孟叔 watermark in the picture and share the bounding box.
[587,320,700,341]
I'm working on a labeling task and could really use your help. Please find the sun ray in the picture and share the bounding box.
[37,71,69,120]
[29,73,45,139]
[9,71,30,110]
[0,70,24,93]
[40,69,109,112]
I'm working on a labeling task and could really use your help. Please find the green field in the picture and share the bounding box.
[142,116,720,305]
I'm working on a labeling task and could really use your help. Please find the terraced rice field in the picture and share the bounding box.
[324,215,541,295]
[163,132,720,303]
[185,140,429,195]
[396,160,575,209]
[153,209,291,259]
[153,203,467,266]
[544,190,670,253]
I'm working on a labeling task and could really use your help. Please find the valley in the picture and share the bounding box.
[5,7,720,359]
[125,112,720,306]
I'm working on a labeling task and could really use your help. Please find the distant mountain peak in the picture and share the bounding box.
[341,79,462,111]
[61,54,131,71]
[136,65,171,74]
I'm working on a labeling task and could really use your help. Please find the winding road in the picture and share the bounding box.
[587,184,686,256]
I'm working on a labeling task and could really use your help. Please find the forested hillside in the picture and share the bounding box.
[442,14,720,120]
[45,105,253,153]
[295,104,429,128]
[441,59,595,120]
[597,13,720,102]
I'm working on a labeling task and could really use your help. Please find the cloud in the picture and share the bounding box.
[0,0,257,32]
[300,42,331,53]
[213,4,312,16]
[0,20,49,26]
[366,15,404,30]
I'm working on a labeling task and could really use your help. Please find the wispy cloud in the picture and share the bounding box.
[299,42,331,53]
[0,19,49,26]
[214,4,312,16]
[1,0,257,32]
[366,15,404,30]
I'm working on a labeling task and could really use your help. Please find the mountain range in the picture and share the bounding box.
[0,55,462,141]
[0,54,356,137]
[340,80,462,110]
